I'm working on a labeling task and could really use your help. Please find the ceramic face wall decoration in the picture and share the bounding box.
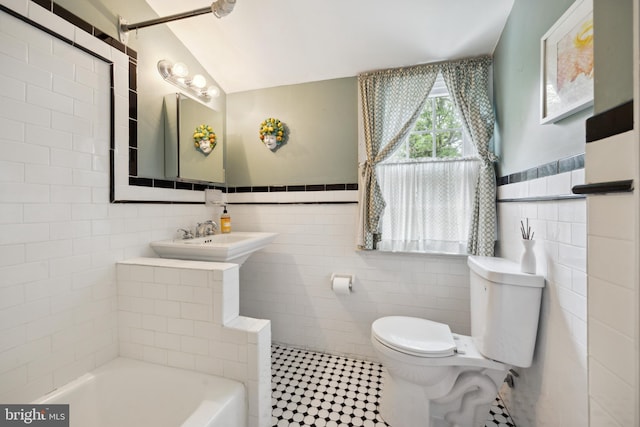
[259,117,287,151]
[193,124,217,155]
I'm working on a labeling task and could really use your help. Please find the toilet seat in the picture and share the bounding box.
[371,316,457,357]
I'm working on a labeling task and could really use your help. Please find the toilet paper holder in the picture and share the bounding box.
[331,273,354,292]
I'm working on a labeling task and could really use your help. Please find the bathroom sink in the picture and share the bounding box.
[150,232,277,264]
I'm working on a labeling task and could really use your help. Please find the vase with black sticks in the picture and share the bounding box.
[520,219,536,274]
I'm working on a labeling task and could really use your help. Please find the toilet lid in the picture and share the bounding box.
[372,316,456,357]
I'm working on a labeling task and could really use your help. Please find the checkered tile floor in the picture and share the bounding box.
[271,344,515,427]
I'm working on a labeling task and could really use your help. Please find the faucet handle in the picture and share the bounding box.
[203,220,218,235]
[177,228,194,239]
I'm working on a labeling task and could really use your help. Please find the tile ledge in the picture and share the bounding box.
[117,257,238,270]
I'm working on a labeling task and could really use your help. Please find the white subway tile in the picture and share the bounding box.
[180,269,209,287]
[0,260,48,286]
[589,319,635,385]
[168,284,194,302]
[0,140,50,166]
[181,336,209,356]
[589,277,635,338]
[143,346,167,365]
[26,83,73,114]
[0,244,25,267]
[25,164,72,185]
[0,366,27,397]
[180,302,212,322]
[50,185,92,203]
[167,318,194,336]
[589,358,635,426]
[194,355,223,376]
[0,204,23,224]
[23,204,70,223]
[2,53,51,90]
[26,2,74,42]
[0,284,25,309]
[49,254,91,277]
[73,29,111,62]
[588,235,634,289]
[50,148,91,170]
[0,73,26,101]
[558,243,586,272]
[0,117,24,142]
[570,168,585,186]
[0,0,28,17]
[167,351,195,370]
[155,332,180,351]
[25,239,72,262]
[154,300,180,318]
[0,97,50,127]
[587,195,634,241]
[0,325,26,354]
[26,311,74,342]
[142,314,167,332]
[52,39,94,72]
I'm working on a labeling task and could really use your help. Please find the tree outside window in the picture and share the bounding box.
[388,95,472,161]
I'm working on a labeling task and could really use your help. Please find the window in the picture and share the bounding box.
[376,74,480,255]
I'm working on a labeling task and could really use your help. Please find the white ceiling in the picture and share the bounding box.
[145,0,514,94]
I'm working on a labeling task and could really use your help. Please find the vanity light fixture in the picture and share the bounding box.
[118,0,236,43]
[157,60,221,100]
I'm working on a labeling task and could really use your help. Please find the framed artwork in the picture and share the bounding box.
[540,0,594,124]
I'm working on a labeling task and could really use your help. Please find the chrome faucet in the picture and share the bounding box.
[196,220,218,237]
[177,228,194,239]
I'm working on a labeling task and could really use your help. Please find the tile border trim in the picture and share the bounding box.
[496,153,585,187]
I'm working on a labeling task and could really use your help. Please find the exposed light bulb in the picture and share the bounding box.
[171,62,189,78]
[205,85,220,98]
[190,74,207,89]
[158,59,215,103]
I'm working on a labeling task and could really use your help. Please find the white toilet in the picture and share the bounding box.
[371,256,545,427]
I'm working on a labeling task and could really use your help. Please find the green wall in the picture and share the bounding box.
[493,0,592,177]
[494,0,633,177]
[226,78,358,187]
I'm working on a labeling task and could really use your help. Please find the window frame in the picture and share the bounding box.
[384,74,476,164]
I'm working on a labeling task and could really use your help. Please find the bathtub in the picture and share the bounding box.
[33,358,247,427]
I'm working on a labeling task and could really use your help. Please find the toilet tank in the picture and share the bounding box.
[468,256,545,368]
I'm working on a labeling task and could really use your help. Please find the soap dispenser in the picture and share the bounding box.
[220,206,231,234]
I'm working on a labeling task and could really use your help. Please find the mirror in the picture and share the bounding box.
[164,94,225,184]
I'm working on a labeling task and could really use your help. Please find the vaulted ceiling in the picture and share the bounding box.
[145,0,514,93]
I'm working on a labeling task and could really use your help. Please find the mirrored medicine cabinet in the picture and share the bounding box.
[164,93,225,184]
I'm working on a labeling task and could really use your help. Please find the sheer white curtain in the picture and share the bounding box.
[377,158,480,254]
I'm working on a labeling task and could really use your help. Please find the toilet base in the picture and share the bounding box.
[379,367,507,427]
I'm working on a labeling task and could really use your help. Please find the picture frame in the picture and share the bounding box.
[540,0,594,124]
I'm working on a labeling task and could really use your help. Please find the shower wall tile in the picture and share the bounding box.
[0,8,217,404]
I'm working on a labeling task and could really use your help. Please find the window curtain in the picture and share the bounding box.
[377,158,480,254]
[356,64,439,250]
[441,56,497,256]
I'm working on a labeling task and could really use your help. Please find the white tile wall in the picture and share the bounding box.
[228,203,471,361]
[0,6,217,403]
[585,131,639,427]
[117,258,271,427]
[496,171,588,427]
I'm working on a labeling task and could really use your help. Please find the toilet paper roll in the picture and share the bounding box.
[332,276,352,295]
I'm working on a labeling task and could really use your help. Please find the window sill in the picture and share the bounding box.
[358,248,469,259]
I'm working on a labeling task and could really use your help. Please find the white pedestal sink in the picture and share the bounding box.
[150,232,277,264]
